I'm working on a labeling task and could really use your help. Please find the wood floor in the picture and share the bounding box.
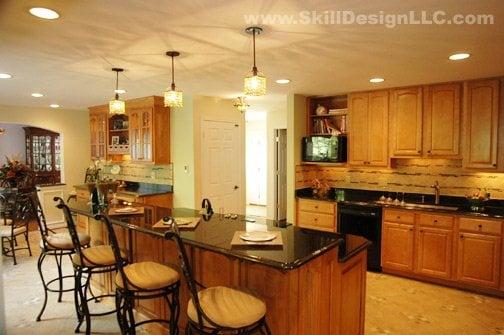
[2,232,504,334]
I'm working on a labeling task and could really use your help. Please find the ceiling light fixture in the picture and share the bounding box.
[164,51,183,108]
[275,79,290,84]
[109,68,126,115]
[369,77,385,83]
[31,93,44,98]
[233,96,250,113]
[449,53,470,61]
[29,7,60,20]
[244,26,266,96]
[49,104,60,108]
[0,73,13,79]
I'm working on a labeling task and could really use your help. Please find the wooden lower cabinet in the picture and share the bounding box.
[456,232,501,288]
[381,221,415,272]
[296,199,337,232]
[415,227,453,279]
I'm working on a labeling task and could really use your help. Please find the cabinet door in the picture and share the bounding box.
[464,79,500,169]
[348,93,369,165]
[424,84,461,157]
[382,222,415,272]
[141,108,153,162]
[416,227,453,279]
[368,90,389,166]
[89,114,98,159]
[457,233,501,288]
[129,110,141,160]
[97,113,107,159]
[391,87,423,156]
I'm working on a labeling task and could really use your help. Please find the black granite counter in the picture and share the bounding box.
[75,181,173,196]
[296,188,504,218]
[68,200,370,270]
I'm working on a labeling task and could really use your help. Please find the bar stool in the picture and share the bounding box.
[29,193,91,321]
[95,214,181,335]
[0,192,32,265]
[165,217,271,335]
[55,197,125,335]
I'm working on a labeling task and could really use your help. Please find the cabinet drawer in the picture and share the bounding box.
[298,211,335,232]
[298,199,335,215]
[418,213,454,229]
[459,217,502,235]
[383,209,415,224]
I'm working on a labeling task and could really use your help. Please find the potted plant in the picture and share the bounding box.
[0,157,34,190]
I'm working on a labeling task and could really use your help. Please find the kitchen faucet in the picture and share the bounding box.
[431,180,441,205]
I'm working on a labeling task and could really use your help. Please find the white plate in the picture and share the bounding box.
[239,231,276,242]
[115,207,138,213]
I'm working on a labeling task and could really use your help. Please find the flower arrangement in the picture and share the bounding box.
[0,157,33,188]
[311,178,330,199]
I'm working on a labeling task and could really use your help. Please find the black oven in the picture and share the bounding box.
[338,203,382,272]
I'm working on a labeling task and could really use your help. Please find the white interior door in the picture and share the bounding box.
[275,129,287,220]
[201,120,241,214]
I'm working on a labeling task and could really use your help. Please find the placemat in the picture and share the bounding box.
[152,217,201,229]
[108,206,145,216]
[231,231,283,246]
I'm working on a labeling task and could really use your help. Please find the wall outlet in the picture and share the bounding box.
[184,165,189,173]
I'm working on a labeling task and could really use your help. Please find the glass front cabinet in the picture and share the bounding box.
[24,127,61,185]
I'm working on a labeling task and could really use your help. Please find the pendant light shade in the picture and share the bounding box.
[233,96,250,113]
[164,51,183,108]
[244,26,266,96]
[109,68,125,115]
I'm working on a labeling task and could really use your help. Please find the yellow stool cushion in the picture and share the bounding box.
[115,261,180,291]
[40,232,91,250]
[1,218,13,225]
[72,245,123,267]
[187,286,266,329]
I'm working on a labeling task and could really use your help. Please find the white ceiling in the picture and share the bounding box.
[0,0,503,112]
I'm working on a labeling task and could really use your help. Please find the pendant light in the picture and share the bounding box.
[109,68,125,115]
[164,51,183,108]
[244,26,266,96]
[233,96,250,113]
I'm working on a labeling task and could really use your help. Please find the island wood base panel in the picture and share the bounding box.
[84,219,367,335]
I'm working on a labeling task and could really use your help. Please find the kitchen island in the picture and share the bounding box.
[68,200,370,335]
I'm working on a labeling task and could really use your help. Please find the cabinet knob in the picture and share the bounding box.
[397,216,401,219]
[478,224,482,228]
[434,220,438,223]
[409,228,413,231]
[417,150,421,154]
[314,206,318,209]
[427,150,431,154]
[493,164,497,167]
[314,218,318,221]
[420,229,424,233]
[460,234,464,239]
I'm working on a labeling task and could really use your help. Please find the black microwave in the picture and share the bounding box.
[302,135,347,163]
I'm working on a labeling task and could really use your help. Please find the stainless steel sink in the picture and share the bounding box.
[401,203,459,211]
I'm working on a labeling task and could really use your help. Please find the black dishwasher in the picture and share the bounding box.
[338,203,382,272]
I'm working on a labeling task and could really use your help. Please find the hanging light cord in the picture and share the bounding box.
[252,28,257,75]
[114,70,119,100]
[171,55,176,90]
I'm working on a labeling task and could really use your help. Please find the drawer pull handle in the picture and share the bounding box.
[409,228,413,231]
[460,234,464,239]
[478,224,482,228]
[314,218,318,221]
[397,216,401,219]
[314,206,318,209]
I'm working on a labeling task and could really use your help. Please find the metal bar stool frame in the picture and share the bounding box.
[165,218,271,335]
[95,214,181,335]
[55,197,124,335]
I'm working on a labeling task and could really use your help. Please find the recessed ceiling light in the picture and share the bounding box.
[29,7,60,20]
[449,53,470,61]
[49,104,60,108]
[31,93,44,98]
[369,77,385,83]
[275,79,291,84]
[0,73,13,79]
[114,89,126,94]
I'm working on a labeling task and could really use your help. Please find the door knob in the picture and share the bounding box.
[234,185,239,190]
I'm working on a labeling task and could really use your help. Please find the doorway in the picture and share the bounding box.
[245,112,267,217]
[200,120,242,214]
[274,129,287,221]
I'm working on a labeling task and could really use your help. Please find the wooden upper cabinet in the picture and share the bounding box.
[348,93,369,165]
[348,90,389,166]
[463,79,500,169]
[89,107,107,160]
[424,83,461,157]
[390,87,423,157]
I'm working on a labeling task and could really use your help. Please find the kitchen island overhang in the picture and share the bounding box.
[68,200,370,335]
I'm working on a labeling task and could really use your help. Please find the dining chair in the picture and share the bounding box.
[95,214,181,335]
[0,192,32,265]
[165,217,271,335]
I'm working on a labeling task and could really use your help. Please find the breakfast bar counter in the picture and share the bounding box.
[69,200,370,335]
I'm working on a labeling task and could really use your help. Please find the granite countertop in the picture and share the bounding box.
[75,182,173,197]
[296,188,504,219]
[68,199,370,270]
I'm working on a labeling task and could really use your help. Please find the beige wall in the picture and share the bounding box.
[286,94,307,223]
[171,94,196,208]
[193,96,246,213]
[0,104,90,196]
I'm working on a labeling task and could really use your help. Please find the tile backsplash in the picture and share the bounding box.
[296,159,504,199]
[100,162,173,185]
